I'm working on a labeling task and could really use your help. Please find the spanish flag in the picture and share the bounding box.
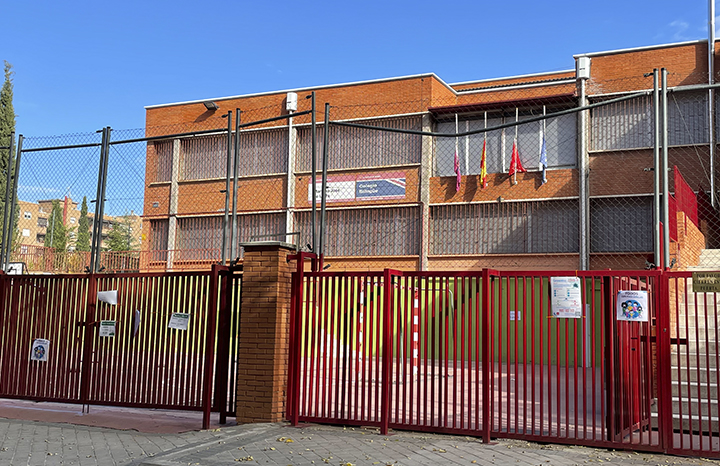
[480,138,488,188]
[508,138,526,184]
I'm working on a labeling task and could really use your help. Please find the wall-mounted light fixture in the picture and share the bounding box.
[203,101,219,111]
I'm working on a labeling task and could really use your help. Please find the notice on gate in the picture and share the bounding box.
[616,290,649,322]
[30,338,49,362]
[550,277,583,318]
[99,320,116,337]
[168,313,190,331]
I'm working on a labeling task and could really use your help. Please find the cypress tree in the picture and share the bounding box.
[76,196,91,251]
[0,61,16,248]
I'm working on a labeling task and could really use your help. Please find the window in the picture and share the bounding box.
[296,116,423,172]
[295,206,420,256]
[37,218,47,228]
[23,212,31,219]
[236,128,288,176]
[149,219,169,262]
[430,200,579,255]
[181,135,228,180]
[70,217,76,224]
[591,91,709,151]
[155,140,173,182]
[590,196,653,252]
[435,111,576,177]
[22,229,30,237]
[36,234,45,244]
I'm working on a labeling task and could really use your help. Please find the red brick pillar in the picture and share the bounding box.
[236,242,294,423]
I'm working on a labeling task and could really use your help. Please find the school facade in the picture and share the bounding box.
[141,39,720,271]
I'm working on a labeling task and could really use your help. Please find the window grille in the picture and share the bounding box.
[430,200,579,255]
[296,116,422,172]
[154,140,173,182]
[295,206,420,256]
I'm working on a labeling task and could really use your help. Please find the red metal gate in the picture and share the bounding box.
[0,265,241,428]
[288,268,720,457]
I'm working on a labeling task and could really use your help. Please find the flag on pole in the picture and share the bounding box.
[480,138,488,188]
[539,134,548,185]
[454,150,461,192]
[508,139,526,184]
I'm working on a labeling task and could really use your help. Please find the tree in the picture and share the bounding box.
[47,200,67,252]
[106,214,136,252]
[75,196,91,251]
[0,61,17,250]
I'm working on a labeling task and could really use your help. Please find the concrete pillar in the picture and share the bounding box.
[166,139,180,270]
[235,241,294,423]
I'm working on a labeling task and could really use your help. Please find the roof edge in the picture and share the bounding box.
[449,69,575,87]
[574,39,707,59]
[145,73,458,110]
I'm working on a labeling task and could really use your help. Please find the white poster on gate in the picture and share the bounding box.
[550,277,583,318]
[30,338,50,362]
[168,313,190,330]
[616,290,649,322]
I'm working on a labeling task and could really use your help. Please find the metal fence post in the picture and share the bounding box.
[90,128,110,272]
[380,268,399,435]
[481,268,492,442]
[1,131,15,271]
[202,263,221,429]
[319,103,330,261]
[656,271,674,452]
[661,69,670,270]
[230,109,241,261]
[213,267,232,424]
[221,111,232,265]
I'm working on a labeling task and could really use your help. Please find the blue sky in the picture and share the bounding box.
[3,0,717,138]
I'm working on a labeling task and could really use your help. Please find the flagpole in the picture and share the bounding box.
[513,108,519,185]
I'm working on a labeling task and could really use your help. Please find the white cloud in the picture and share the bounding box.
[670,20,691,41]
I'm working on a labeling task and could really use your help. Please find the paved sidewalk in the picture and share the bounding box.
[2,415,720,466]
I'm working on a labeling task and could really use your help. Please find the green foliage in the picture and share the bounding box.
[106,214,136,252]
[48,200,67,252]
[76,196,91,251]
[0,61,17,249]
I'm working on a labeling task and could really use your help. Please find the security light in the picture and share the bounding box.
[203,101,219,111]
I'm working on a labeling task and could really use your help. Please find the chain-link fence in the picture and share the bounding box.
[4,70,720,273]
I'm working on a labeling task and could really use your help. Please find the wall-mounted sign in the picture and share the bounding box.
[692,272,720,293]
[168,313,190,331]
[550,277,583,318]
[99,320,116,337]
[616,290,649,322]
[30,339,50,362]
[308,172,406,203]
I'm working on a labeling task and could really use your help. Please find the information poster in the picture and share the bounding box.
[550,277,583,318]
[30,338,49,362]
[99,320,116,337]
[616,290,649,322]
[168,313,190,331]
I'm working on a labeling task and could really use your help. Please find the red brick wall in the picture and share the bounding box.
[236,244,294,423]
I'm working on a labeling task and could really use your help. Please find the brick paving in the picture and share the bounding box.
[2,416,720,466]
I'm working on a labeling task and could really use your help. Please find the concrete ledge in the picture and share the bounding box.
[240,241,296,251]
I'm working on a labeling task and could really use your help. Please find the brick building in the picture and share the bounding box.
[141,39,720,271]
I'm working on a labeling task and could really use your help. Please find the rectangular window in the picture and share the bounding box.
[155,140,173,182]
[23,212,31,219]
[296,116,423,172]
[22,229,30,237]
[590,94,653,151]
[37,217,47,228]
[435,112,576,177]
[295,206,420,256]
[590,196,653,252]
[666,90,708,145]
[236,128,288,176]
[233,212,287,253]
[430,200,579,255]
[181,134,228,180]
[149,219,169,262]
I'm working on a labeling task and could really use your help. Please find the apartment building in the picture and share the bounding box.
[141,39,719,271]
[15,197,142,253]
